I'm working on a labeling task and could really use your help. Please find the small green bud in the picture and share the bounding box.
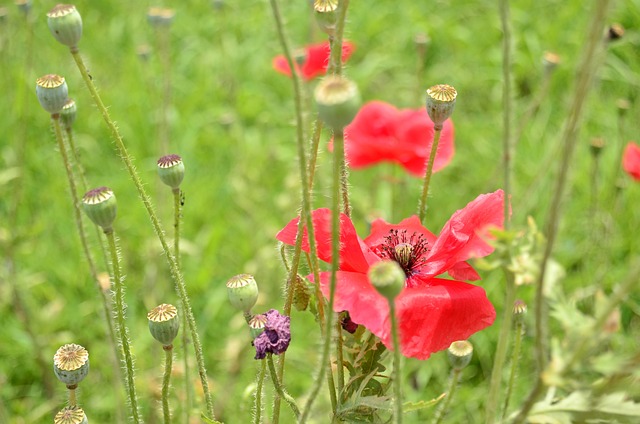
[447,340,473,370]
[36,74,68,115]
[47,4,83,51]
[82,187,117,232]
[314,0,338,37]
[616,98,630,118]
[148,303,180,346]
[53,344,89,388]
[368,260,405,302]
[61,98,77,130]
[226,274,259,312]
[248,313,267,339]
[315,75,361,131]
[157,154,185,190]
[425,84,456,131]
[54,406,88,424]
[16,0,33,15]
[513,299,527,326]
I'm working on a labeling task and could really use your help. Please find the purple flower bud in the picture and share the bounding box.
[253,309,291,360]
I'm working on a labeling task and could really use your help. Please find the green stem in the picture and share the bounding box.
[267,354,301,419]
[254,359,266,424]
[326,0,350,76]
[389,302,403,424]
[105,229,142,424]
[502,317,524,419]
[69,49,216,421]
[418,129,442,224]
[307,119,324,188]
[431,368,462,424]
[162,346,174,424]
[335,318,345,401]
[68,388,77,407]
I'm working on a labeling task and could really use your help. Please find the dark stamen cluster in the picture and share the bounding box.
[371,229,430,277]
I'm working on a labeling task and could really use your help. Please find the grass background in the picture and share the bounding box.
[1,0,640,422]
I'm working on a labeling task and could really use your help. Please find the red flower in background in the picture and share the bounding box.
[276,190,504,360]
[343,101,455,177]
[272,41,355,81]
[623,142,640,181]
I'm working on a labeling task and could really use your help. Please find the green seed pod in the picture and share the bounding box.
[314,0,338,37]
[16,0,33,15]
[226,274,259,313]
[147,303,179,346]
[36,74,68,115]
[53,344,89,387]
[248,313,267,339]
[47,4,83,51]
[513,299,527,326]
[368,260,405,302]
[447,340,473,370]
[315,75,361,131]
[157,154,185,190]
[82,187,117,232]
[54,406,88,424]
[425,84,457,131]
[61,98,77,130]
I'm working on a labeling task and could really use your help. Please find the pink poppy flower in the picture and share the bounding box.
[272,41,355,81]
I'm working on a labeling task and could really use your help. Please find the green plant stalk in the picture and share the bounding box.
[300,129,345,423]
[513,0,611,421]
[389,301,403,424]
[253,359,266,424]
[69,49,216,421]
[431,368,462,424]
[418,129,442,224]
[105,229,142,423]
[307,119,324,188]
[267,354,301,419]
[326,0,350,76]
[335,318,345,400]
[502,318,524,419]
[162,346,174,424]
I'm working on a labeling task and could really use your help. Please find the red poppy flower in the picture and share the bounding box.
[272,41,355,81]
[342,101,455,177]
[623,142,640,181]
[276,190,504,360]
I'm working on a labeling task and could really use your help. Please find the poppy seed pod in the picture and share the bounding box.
[314,0,338,37]
[157,154,185,189]
[315,75,361,131]
[53,344,89,387]
[61,99,77,130]
[227,274,259,312]
[148,303,180,346]
[47,4,83,51]
[248,313,267,339]
[36,74,68,115]
[447,340,473,370]
[368,260,405,302]
[82,187,117,232]
[54,406,88,424]
[425,84,457,131]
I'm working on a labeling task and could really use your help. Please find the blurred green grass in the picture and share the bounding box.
[1,0,639,422]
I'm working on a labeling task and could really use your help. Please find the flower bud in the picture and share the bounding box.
[315,75,361,131]
[36,74,68,115]
[82,187,117,232]
[513,299,527,326]
[616,98,630,118]
[314,0,338,37]
[447,340,473,370]
[606,23,624,42]
[157,154,185,190]
[248,313,267,339]
[54,406,88,424]
[425,84,456,131]
[590,137,605,158]
[227,274,259,312]
[292,275,310,312]
[61,98,77,130]
[542,52,560,75]
[47,4,83,51]
[53,343,89,387]
[148,303,180,346]
[368,260,405,302]
[16,0,32,15]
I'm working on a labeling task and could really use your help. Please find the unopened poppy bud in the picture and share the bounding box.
[47,4,83,51]
[54,406,88,424]
[315,75,361,131]
[36,74,68,115]
[590,138,605,157]
[148,303,179,346]
[368,260,405,302]
[53,344,89,387]
[82,187,117,232]
[447,340,473,370]
[248,313,267,339]
[61,99,77,130]
[425,84,456,131]
[227,274,259,312]
[314,0,338,37]
[513,299,527,326]
[157,154,185,190]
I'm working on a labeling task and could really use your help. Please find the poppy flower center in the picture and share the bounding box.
[372,229,429,277]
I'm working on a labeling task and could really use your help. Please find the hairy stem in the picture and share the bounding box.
[267,354,301,419]
[418,129,442,224]
[162,346,174,424]
[389,302,403,424]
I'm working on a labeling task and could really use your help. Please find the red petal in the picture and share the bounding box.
[344,101,400,167]
[447,261,481,281]
[623,142,640,181]
[423,190,505,278]
[272,55,295,77]
[302,41,355,80]
[364,215,437,248]
[275,209,373,273]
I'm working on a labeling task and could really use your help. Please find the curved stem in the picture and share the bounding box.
[267,354,301,419]
[69,49,216,421]
[105,229,142,424]
[326,0,350,76]
[389,302,403,424]
[162,345,174,424]
[431,369,462,424]
[418,129,442,224]
[253,359,266,424]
